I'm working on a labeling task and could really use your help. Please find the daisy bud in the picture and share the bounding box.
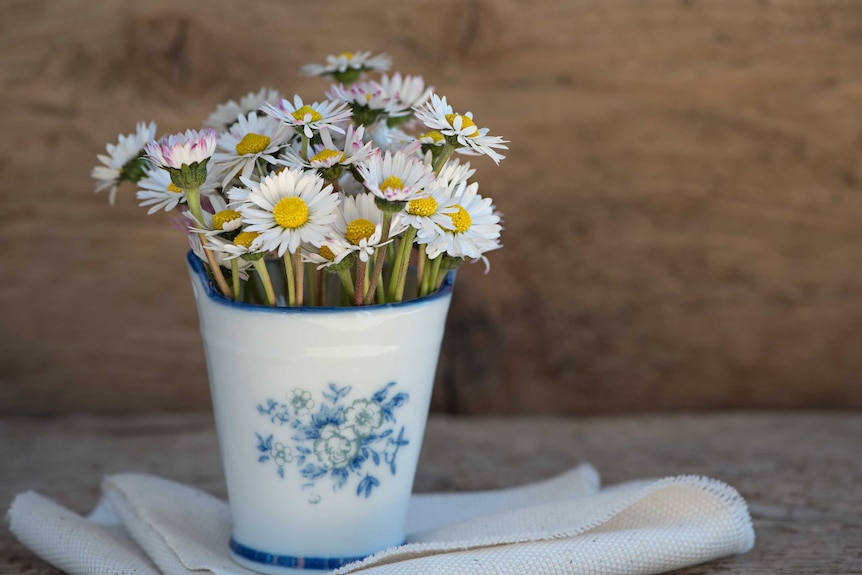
[145,128,218,190]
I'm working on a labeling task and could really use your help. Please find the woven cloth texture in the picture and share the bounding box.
[7,465,754,575]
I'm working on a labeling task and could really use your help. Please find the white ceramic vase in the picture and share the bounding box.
[186,253,454,574]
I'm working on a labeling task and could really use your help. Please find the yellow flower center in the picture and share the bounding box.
[407,196,438,217]
[319,245,336,261]
[273,197,310,229]
[338,52,354,60]
[421,131,445,143]
[234,231,260,249]
[212,209,241,230]
[310,149,345,164]
[292,105,323,123]
[444,205,472,233]
[445,113,478,136]
[379,175,404,193]
[345,218,375,245]
[235,133,271,155]
[167,183,183,193]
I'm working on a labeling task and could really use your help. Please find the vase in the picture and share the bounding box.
[186,252,454,574]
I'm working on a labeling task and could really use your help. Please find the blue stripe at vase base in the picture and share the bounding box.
[229,537,378,571]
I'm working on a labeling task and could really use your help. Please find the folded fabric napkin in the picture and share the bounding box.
[7,465,754,575]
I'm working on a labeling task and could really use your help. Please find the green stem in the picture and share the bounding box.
[283,252,296,306]
[231,259,241,299]
[301,133,310,161]
[354,258,367,307]
[363,213,392,305]
[376,276,385,304]
[391,227,417,302]
[307,263,317,307]
[431,142,456,176]
[293,252,304,306]
[423,255,442,298]
[416,246,427,300]
[252,259,276,306]
[185,186,204,226]
[198,234,232,298]
[316,268,325,306]
[336,267,355,301]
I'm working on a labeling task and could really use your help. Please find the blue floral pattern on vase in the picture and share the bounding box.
[256,382,410,502]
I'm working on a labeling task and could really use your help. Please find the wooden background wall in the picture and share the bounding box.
[2,0,862,415]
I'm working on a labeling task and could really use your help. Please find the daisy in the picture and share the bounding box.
[278,125,374,174]
[436,159,477,195]
[145,128,218,192]
[399,181,459,236]
[210,112,293,188]
[186,195,244,234]
[417,182,502,261]
[261,95,352,139]
[330,192,405,263]
[417,130,446,148]
[302,239,353,270]
[91,121,157,205]
[377,73,433,118]
[364,121,415,154]
[204,87,282,129]
[135,166,218,215]
[204,230,266,261]
[357,150,436,204]
[326,80,410,123]
[302,51,391,82]
[189,232,253,278]
[413,94,508,164]
[145,128,218,170]
[237,168,340,256]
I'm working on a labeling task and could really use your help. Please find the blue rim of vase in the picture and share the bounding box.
[229,537,380,570]
[187,251,455,313]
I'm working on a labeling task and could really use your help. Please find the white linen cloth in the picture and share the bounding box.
[7,465,754,575]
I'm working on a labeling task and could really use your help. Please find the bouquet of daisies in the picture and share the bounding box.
[91,52,507,307]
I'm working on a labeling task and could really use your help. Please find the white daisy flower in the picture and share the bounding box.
[189,232,253,278]
[417,182,502,261]
[413,94,508,164]
[363,122,415,154]
[135,166,218,215]
[279,125,374,173]
[330,192,405,263]
[436,159,477,195]
[204,230,266,261]
[302,239,353,270]
[261,95,352,139]
[357,150,436,203]
[326,80,410,122]
[210,112,293,188]
[204,87,282,129]
[145,128,218,170]
[92,121,157,205]
[417,130,446,148]
[190,195,245,236]
[302,51,391,80]
[400,182,459,236]
[378,73,433,116]
[237,168,340,256]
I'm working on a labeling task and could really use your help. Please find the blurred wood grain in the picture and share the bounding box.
[2,0,862,414]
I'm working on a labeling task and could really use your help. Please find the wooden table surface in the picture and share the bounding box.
[2,412,860,574]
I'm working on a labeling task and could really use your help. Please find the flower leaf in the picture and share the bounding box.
[357,475,380,498]
[372,382,396,403]
[301,464,328,480]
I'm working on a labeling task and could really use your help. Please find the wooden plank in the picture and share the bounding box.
[1,413,861,574]
[2,1,862,413]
